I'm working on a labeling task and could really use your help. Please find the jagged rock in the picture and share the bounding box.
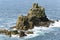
[19,31,26,37]
[32,3,38,8]
[26,3,50,26]
[11,3,54,31]
[27,3,46,18]
[0,3,55,37]
[14,3,53,30]
[16,15,29,30]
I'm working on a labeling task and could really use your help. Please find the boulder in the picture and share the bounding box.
[19,31,27,37]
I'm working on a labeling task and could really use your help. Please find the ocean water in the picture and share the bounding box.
[0,0,60,40]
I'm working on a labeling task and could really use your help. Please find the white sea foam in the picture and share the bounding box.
[11,35,19,38]
[11,20,60,39]
[11,28,17,30]
[23,27,50,39]
[49,20,60,27]
[24,20,60,39]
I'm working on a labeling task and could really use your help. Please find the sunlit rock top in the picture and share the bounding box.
[28,3,46,18]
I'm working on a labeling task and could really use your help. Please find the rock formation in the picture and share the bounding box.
[15,3,54,30]
[19,31,27,37]
[0,3,54,37]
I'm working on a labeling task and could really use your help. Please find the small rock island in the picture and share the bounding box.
[0,3,54,37]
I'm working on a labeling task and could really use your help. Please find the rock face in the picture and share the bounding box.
[0,3,54,37]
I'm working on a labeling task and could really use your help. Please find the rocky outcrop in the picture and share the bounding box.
[0,29,27,37]
[0,3,54,37]
[14,3,54,30]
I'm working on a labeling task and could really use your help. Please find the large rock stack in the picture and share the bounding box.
[15,3,51,30]
[0,3,54,37]
[27,3,50,26]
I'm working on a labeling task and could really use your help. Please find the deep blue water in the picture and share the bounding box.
[0,0,60,40]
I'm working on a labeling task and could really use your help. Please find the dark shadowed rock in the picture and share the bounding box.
[19,31,27,37]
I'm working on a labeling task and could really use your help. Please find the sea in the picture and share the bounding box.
[0,0,60,40]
